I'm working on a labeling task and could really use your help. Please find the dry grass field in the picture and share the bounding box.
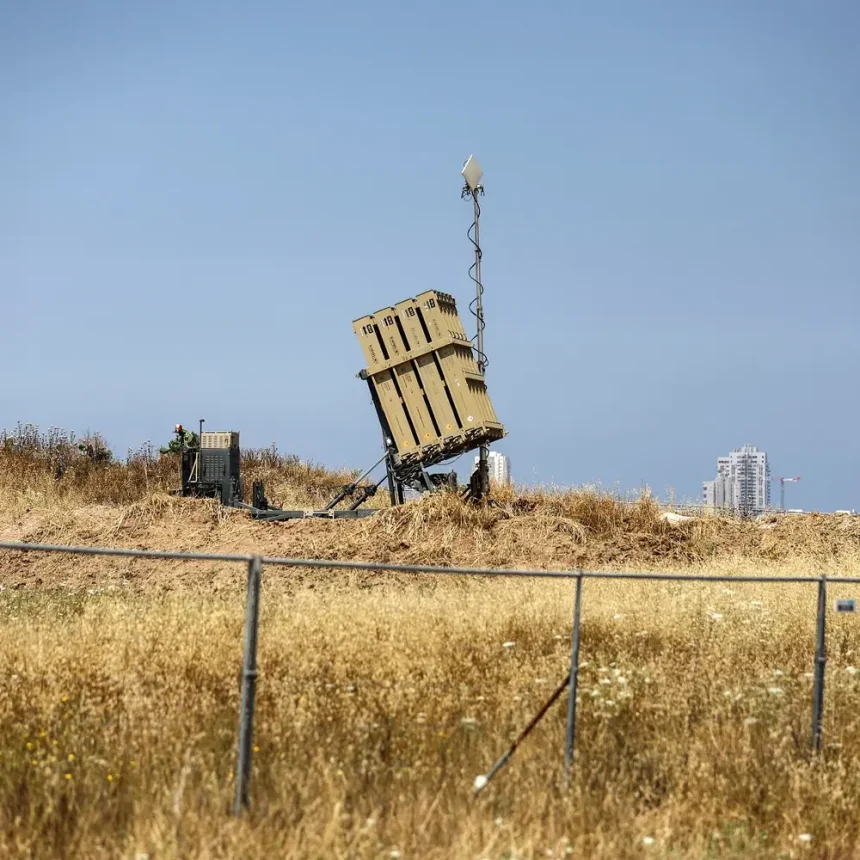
[3,428,860,859]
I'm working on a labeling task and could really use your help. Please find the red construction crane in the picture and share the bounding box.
[773,476,801,511]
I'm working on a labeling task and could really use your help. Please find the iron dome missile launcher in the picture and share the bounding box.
[354,289,504,500]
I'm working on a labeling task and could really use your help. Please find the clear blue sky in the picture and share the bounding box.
[3,1,858,511]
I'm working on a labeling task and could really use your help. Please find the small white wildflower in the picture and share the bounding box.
[847,667,857,676]
[768,687,784,696]
[798,833,813,843]
[502,641,515,649]
[711,613,723,621]
[642,836,656,846]
[494,816,504,827]
[613,613,622,621]
[773,670,784,677]
[390,850,401,859]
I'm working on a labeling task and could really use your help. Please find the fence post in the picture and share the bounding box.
[564,571,584,779]
[811,575,827,753]
[234,555,262,816]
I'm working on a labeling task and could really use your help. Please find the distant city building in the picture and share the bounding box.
[702,445,770,513]
[475,451,512,486]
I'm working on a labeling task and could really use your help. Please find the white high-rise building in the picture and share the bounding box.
[703,445,770,513]
[475,451,512,486]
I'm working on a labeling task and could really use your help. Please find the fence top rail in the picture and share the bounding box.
[1,539,857,583]
[0,541,253,564]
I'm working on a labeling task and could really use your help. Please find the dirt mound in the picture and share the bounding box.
[4,487,860,592]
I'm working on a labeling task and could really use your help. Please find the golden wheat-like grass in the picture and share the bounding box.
[3,578,860,859]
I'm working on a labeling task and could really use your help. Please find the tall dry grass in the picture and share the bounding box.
[3,576,860,859]
[0,424,357,513]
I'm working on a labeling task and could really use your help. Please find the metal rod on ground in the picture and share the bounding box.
[234,555,262,815]
[812,576,827,753]
[565,572,584,780]
[474,671,571,796]
[347,474,388,510]
[323,451,388,511]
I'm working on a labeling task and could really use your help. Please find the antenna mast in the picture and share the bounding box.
[461,154,489,498]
